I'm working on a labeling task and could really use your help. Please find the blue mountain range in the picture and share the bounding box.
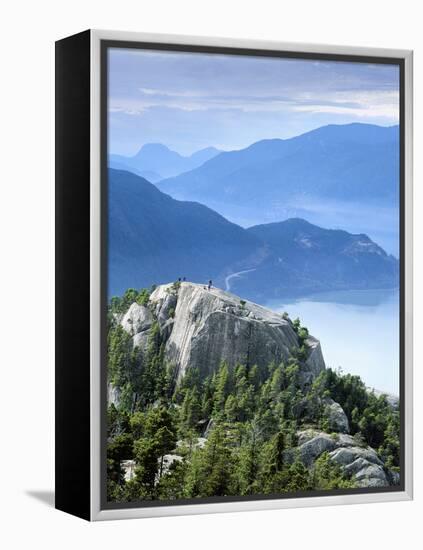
[157,123,399,205]
[153,124,399,257]
[108,169,261,296]
[109,143,221,182]
[108,168,398,300]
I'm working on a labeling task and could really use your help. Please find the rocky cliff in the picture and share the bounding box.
[123,282,326,382]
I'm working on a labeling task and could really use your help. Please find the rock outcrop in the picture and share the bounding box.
[121,303,154,335]
[121,303,154,353]
[295,429,397,488]
[144,282,326,381]
[297,432,337,467]
[323,398,350,434]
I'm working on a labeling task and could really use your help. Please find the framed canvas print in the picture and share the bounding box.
[55,29,413,521]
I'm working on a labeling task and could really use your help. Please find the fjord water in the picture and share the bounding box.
[265,288,399,395]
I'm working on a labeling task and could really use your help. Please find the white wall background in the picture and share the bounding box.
[0,0,421,547]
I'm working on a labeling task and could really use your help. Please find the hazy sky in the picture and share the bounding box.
[108,47,400,156]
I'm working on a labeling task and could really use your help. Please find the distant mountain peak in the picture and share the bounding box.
[273,217,315,228]
[250,217,374,241]
[300,122,400,143]
[192,146,220,155]
[135,142,174,154]
[109,143,221,180]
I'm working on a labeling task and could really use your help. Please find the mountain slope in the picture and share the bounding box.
[157,124,400,227]
[109,143,221,180]
[108,169,263,296]
[108,169,398,299]
[108,159,164,183]
[229,218,399,301]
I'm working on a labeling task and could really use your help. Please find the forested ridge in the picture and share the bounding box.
[107,286,400,503]
[108,168,399,299]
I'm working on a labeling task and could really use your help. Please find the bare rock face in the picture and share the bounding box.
[304,336,326,377]
[148,283,326,380]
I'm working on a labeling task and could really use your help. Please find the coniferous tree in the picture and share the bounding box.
[234,419,262,495]
[180,387,202,433]
[107,293,400,503]
[248,364,260,390]
[132,406,177,498]
[312,452,355,490]
[213,361,231,416]
[200,424,233,496]
[258,431,286,493]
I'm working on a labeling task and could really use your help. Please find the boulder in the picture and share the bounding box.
[121,303,154,335]
[337,433,358,447]
[329,445,389,487]
[299,433,337,467]
[297,429,321,446]
[344,457,372,476]
[323,398,350,433]
[354,464,389,487]
[388,470,400,485]
[329,446,383,467]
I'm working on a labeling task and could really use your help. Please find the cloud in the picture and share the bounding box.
[109,87,399,120]
[291,90,399,120]
[107,48,400,154]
